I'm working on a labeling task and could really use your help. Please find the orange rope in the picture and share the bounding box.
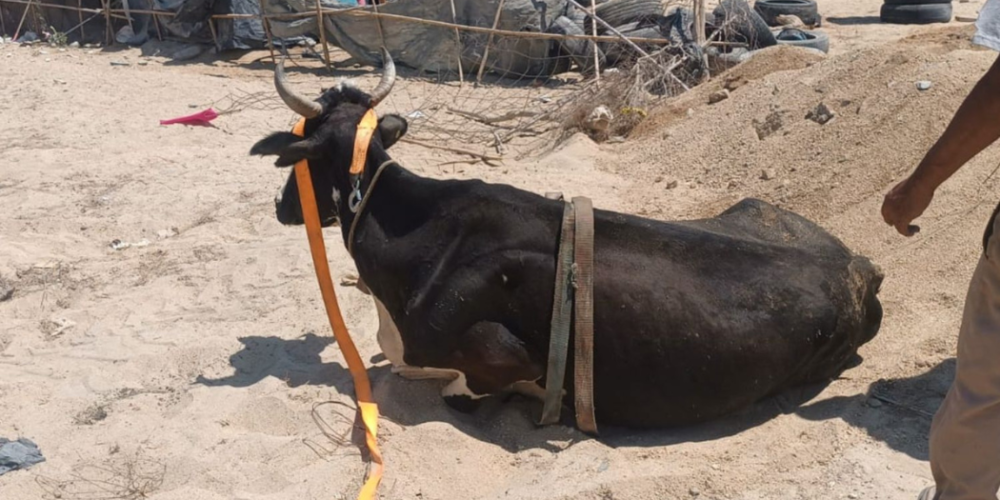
[291,117,384,500]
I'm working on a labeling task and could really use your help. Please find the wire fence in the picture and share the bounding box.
[1,0,732,160]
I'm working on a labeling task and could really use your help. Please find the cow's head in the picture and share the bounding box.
[250,49,408,227]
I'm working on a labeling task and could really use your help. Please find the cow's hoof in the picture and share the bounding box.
[444,395,481,413]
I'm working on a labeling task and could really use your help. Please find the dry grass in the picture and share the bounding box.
[36,448,166,500]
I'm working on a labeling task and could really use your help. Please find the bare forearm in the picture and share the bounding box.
[911,55,1000,190]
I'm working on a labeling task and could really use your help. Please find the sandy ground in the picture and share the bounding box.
[2,2,1000,499]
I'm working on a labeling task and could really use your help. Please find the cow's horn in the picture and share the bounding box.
[369,47,396,107]
[274,59,323,119]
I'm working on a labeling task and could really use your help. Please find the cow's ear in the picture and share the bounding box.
[377,114,408,150]
[252,133,324,167]
[250,132,300,157]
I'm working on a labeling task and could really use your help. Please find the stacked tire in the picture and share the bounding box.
[880,0,952,25]
[750,0,830,53]
[753,0,821,27]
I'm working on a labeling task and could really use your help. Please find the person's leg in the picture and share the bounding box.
[928,214,1000,500]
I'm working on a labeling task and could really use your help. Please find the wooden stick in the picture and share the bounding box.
[400,137,502,163]
[693,0,705,45]
[261,15,276,62]
[370,0,385,46]
[589,0,599,82]
[446,107,537,124]
[315,0,331,72]
[475,0,504,84]
[447,0,464,85]
[12,0,30,41]
[122,0,132,32]
[61,10,100,35]
[1,4,7,38]
[149,0,161,41]
[207,16,220,52]
[103,0,110,45]
[76,0,84,40]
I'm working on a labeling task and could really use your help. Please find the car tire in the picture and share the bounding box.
[600,24,662,65]
[753,0,820,26]
[774,28,829,52]
[880,3,953,24]
[659,6,698,44]
[883,0,951,5]
[713,0,778,50]
[548,16,606,75]
[706,46,754,65]
[587,0,666,33]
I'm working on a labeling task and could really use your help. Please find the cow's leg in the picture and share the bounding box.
[441,321,545,413]
[392,366,460,381]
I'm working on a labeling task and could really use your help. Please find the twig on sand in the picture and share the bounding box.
[869,391,936,419]
[400,138,503,165]
[35,448,166,500]
[446,107,539,125]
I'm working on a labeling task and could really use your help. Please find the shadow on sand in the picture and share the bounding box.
[198,336,954,458]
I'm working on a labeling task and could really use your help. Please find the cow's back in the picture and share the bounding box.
[582,198,883,427]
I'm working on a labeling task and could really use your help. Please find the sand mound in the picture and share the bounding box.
[621,27,996,223]
[718,45,828,92]
[629,45,827,137]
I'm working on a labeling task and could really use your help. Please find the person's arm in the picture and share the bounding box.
[882,55,1000,236]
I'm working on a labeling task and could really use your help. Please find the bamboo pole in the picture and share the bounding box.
[122,0,132,32]
[693,0,705,45]
[1,4,6,38]
[256,0,276,63]
[207,16,220,52]
[261,15,276,62]
[314,0,331,71]
[12,0,30,40]
[62,10,100,35]
[102,0,110,45]
[76,0,83,39]
[370,0,384,45]
[588,0,599,82]
[148,0,161,41]
[447,0,463,85]
[475,0,504,84]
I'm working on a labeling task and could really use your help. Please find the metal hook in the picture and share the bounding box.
[349,178,363,213]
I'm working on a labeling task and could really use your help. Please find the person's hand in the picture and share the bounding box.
[881,176,935,237]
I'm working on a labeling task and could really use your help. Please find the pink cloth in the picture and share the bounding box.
[159,108,219,126]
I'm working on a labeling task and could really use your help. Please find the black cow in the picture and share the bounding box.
[251,52,884,428]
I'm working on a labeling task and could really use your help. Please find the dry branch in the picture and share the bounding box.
[400,138,503,164]
[447,0,464,85]
[475,0,506,84]
[315,0,331,71]
[12,0,31,40]
[446,107,538,125]
[589,0,600,82]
